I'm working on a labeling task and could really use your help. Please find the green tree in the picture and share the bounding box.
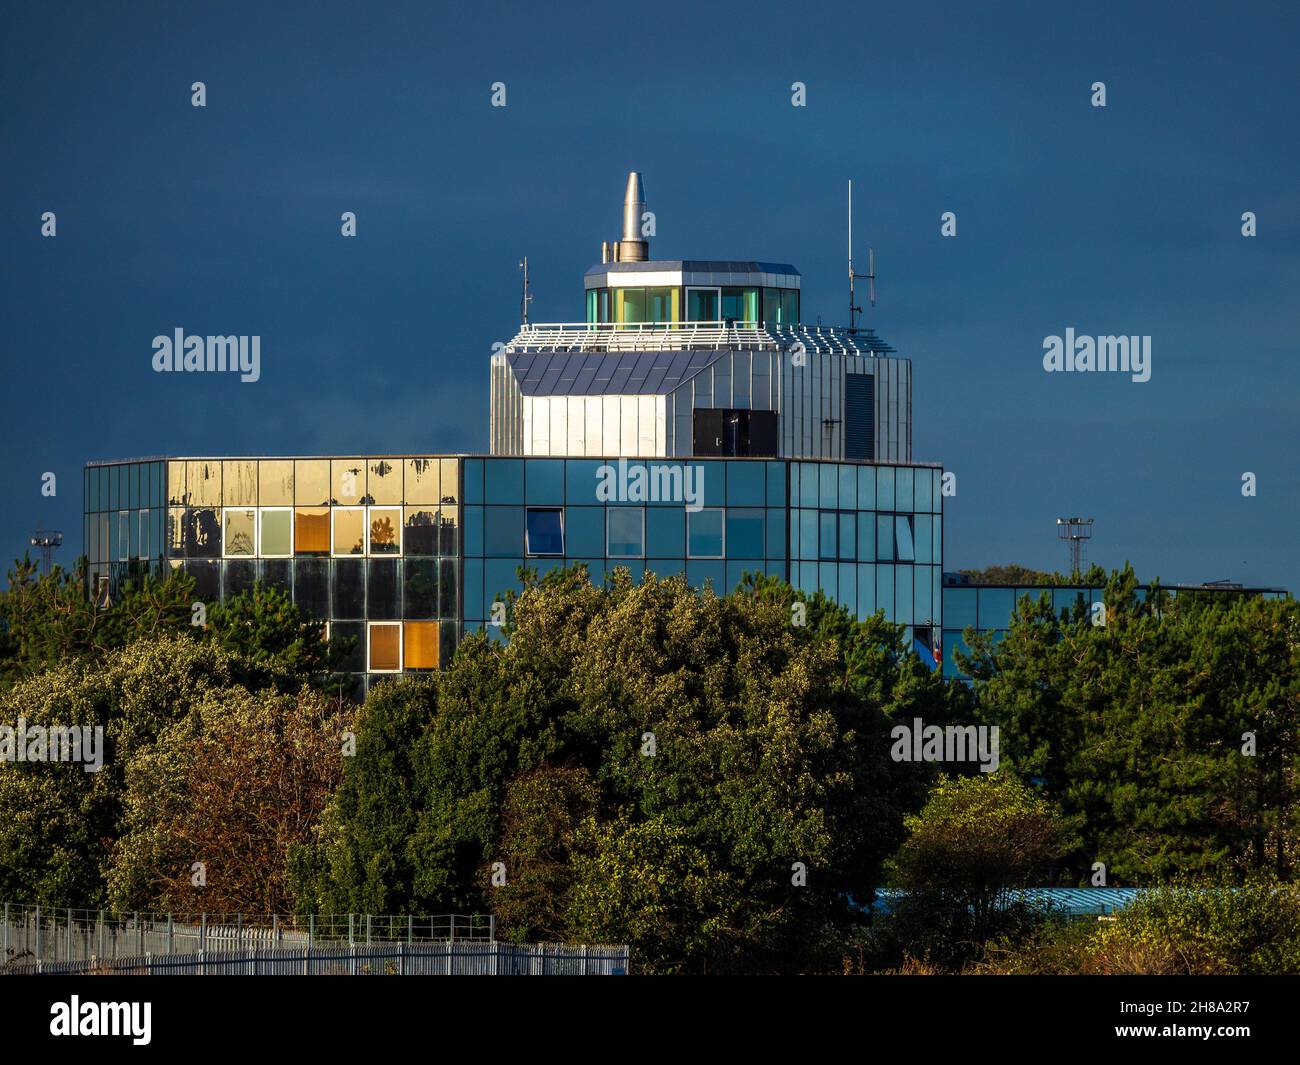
[882,773,1073,967]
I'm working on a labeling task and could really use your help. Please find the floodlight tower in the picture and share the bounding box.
[30,529,63,574]
[1056,517,1094,575]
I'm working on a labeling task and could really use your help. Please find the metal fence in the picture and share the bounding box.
[1,904,625,974]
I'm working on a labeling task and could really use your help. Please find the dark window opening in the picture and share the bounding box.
[693,409,779,457]
[525,507,564,556]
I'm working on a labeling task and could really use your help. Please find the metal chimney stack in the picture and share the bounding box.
[618,171,648,262]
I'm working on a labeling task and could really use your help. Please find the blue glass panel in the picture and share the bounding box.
[767,462,786,506]
[463,506,484,557]
[915,567,934,626]
[766,509,786,559]
[646,558,686,580]
[895,568,914,623]
[978,588,1015,629]
[838,562,857,616]
[799,509,817,561]
[838,512,856,560]
[727,560,761,592]
[876,515,894,560]
[484,506,523,557]
[566,459,607,505]
[788,462,799,506]
[485,558,524,613]
[1054,588,1086,617]
[799,463,818,507]
[813,562,833,599]
[858,513,875,561]
[726,508,764,558]
[695,461,725,507]
[485,459,524,504]
[838,465,857,509]
[687,560,724,591]
[687,509,724,558]
[895,467,914,513]
[877,466,894,510]
[857,465,876,511]
[463,459,484,504]
[914,514,933,564]
[819,512,837,560]
[463,558,484,620]
[933,517,942,568]
[877,565,895,620]
[525,508,564,555]
[796,561,819,596]
[914,467,932,513]
[894,516,915,562]
[726,461,764,506]
[646,507,685,557]
[943,587,978,630]
[525,460,566,505]
[818,464,838,508]
[607,507,645,557]
[765,560,787,581]
[566,506,605,557]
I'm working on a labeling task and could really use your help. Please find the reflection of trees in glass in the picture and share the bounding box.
[188,509,221,558]
[370,515,398,553]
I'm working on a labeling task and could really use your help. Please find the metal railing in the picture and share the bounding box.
[0,904,493,969]
[504,321,896,356]
[1,904,627,975]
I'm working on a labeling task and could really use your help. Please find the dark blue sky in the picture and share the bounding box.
[3,0,1297,589]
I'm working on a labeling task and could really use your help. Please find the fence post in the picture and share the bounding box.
[3,902,8,965]
[35,905,41,962]
[309,913,314,951]
[168,913,174,956]
[200,912,207,954]
[366,914,371,946]
[237,912,243,952]
[97,909,104,962]
[398,940,405,976]
[135,912,141,957]
[66,907,72,963]
[489,914,495,942]
[407,914,413,946]
[273,913,279,949]
[348,912,354,948]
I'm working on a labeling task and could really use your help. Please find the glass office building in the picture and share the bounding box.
[84,454,943,684]
[82,172,1291,686]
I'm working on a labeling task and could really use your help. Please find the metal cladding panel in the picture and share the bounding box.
[844,372,874,460]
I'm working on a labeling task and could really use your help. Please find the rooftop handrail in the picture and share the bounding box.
[504,321,896,356]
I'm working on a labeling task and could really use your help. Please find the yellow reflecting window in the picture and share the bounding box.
[186,461,221,506]
[295,460,330,505]
[223,508,256,556]
[294,507,330,555]
[332,507,365,555]
[404,621,439,670]
[332,459,365,505]
[405,458,440,505]
[223,460,257,506]
[368,459,402,504]
[369,506,401,555]
[369,623,401,672]
[167,461,186,506]
[439,459,458,503]
[259,460,294,505]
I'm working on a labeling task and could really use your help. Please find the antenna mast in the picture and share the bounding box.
[519,256,533,325]
[847,180,875,333]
